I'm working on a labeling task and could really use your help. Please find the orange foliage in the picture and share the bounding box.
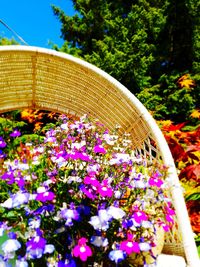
[177,74,196,89]
[21,109,43,123]
[190,109,200,119]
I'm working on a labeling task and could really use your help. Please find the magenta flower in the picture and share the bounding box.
[165,203,175,224]
[161,223,171,232]
[0,137,6,148]
[84,176,100,187]
[132,210,148,224]
[69,152,91,162]
[120,233,140,255]
[36,191,55,202]
[73,237,92,261]
[93,145,106,154]
[98,179,113,198]
[149,176,163,188]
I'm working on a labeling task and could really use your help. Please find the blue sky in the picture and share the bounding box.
[0,0,75,48]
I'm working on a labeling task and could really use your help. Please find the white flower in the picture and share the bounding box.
[67,176,82,184]
[60,123,69,131]
[107,206,126,219]
[2,239,21,255]
[44,244,55,254]
[1,192,30,209]
[16,259,29,267]
[37,186,47,193]
[109,153,131,165]
[142,221,152,228]
[71,141,86,149]
[89,210,112,231]
[103,133,118,145]
[18,163,29,170]
[114,190,122,199]
[1,198,13,209]
[139,242,151,251]
[90,236,108,247]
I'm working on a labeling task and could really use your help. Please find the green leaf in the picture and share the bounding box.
[185,193,200,201]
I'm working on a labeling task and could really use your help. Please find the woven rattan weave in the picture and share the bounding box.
[0,45,199,267]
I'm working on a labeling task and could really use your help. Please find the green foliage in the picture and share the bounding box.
[137,72,199,122]
[52,0,169,92]
[52,0,200,122]
[186,0,200,73]
[0,37,18,45]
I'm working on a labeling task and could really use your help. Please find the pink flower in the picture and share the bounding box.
[36,191,55,202]
[98,180,113,198]
[132,210,148,224]
[93,145,106,154]
[84,176,100,187]
[149,171,163,188]
[120,233,140,255]
[73,237,92,261]
[165,203,175,224]
[149,176,163,188]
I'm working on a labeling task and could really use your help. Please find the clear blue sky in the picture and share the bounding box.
[0,0,75,48]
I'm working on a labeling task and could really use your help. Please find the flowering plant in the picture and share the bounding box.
[0,113,175,267]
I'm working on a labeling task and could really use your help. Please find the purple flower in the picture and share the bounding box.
[10,129,21,137]
[61,207,79,226]
[1,171,15,184]
[26,235,46,259]
[80,185,96,200]
[0,149,6,158]
[72,152,91,162]
[73,237,92,262]
[33,204,54,216]
[58,257,76,267]
[0,137,6,148]
[36,191,55,202]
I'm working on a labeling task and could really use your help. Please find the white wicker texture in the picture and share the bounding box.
[0,45,199,267]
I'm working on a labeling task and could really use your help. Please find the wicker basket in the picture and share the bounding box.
[0,45,199,267]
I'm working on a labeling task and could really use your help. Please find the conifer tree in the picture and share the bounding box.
[52,0,168,93]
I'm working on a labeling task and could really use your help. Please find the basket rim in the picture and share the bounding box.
[0,45,199,266]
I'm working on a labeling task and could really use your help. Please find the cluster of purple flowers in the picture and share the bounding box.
[0,114,175,266]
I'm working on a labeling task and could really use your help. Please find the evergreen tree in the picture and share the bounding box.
[153,0,199,75]
[52,0,200,122]
[52,0,168,93]
[186,0,200,72]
